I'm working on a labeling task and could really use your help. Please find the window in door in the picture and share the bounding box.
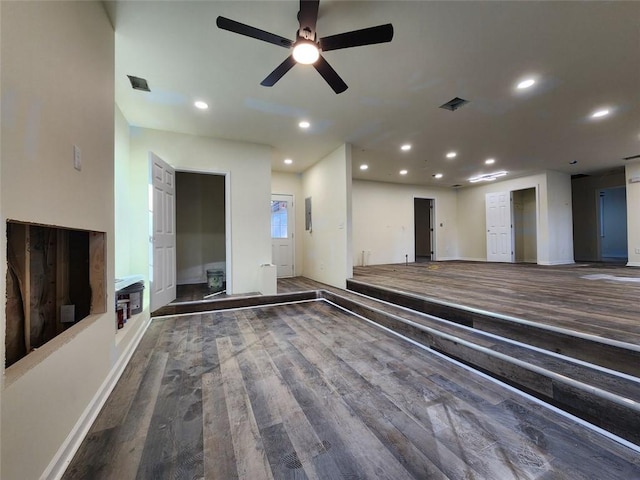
[271,201,288,238]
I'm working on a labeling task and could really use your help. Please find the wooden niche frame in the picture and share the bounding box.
[5,220,106,368]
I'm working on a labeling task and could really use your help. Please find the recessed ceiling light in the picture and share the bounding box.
[517,78,536,90]
[591,109,610,119]
[284,158,293,165]
[299,121,310,129]
[485,158,495,165]
[446,151,457,159]
[194,100,208,110]
[360,164,368,170]
[399,169,408,175]
[401,144,411,151]
[434,173,443,179]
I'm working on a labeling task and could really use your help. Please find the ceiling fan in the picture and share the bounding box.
[216,0,393,94]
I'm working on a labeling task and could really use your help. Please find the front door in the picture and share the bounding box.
[486,191,513,262]
[271,194,294,277]
[149,152,176,311]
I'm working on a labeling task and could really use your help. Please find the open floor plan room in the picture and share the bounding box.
[64,300,640,479]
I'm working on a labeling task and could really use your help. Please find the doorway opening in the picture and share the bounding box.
[414,198,434,263]
[597,186,628,262]
[512,188,537,263]
[486,188,538,263]
[175,171,228,301]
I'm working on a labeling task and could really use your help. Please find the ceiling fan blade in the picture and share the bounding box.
[216,16,293,49]
[297,0,320,34]
[261,55,297,87]
[313,55,348,94]
[320,23,394,52]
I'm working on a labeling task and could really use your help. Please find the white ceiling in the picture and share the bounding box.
[107,1,640,187]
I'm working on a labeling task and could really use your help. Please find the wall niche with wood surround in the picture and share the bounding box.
[5,221,106,368]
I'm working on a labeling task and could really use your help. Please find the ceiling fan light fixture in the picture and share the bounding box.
[293,41,320,64]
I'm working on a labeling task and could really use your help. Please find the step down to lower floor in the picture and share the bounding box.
[347,279,640,378]
[322,287,640,447]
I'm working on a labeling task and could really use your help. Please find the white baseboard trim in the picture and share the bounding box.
[43,314,153,480]
[537,260,576,266]
[433,256,460,262]
[456,257,486,262]
[627,261,640,267]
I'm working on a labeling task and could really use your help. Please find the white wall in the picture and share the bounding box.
[128,128,272,294]
[302,144,352,288]
[352,180,459,265]
[0,3,137,479]
[626,161,640,267]
[271,172,304,277]
[457,171,573,265]
[115,106,132,277]
[457,173,547,261]
[544,170,574,265]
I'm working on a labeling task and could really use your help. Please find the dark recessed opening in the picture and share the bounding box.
[439,97,469,111]
[127,75,150,92]
[623,154,640,161]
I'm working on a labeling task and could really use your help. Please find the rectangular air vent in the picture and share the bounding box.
[440,97,469,111]
[127,75,150,92]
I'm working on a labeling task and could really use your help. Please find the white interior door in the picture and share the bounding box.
[149,152,176,311]
[271,194,294,277]
[486,191,513,262]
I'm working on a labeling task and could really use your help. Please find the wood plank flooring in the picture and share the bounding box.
[64,300,640,479]
[351,261,640,346]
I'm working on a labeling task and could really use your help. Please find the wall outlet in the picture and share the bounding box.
[73,145,81,171]
[635,248,640,255]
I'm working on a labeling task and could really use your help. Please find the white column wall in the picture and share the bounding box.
[302,144,352,288]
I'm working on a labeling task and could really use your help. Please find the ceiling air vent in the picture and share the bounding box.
[623,154,640,161]
[127,75,150,92]
[440,97,469,111]
[451,184,462,188]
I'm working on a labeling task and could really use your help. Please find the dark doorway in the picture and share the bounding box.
[598,186,628,262]
[414,198,433,262]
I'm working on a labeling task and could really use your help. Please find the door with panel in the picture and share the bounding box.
[486,191,513,262]
[149,152,176,311]
[271,194,294,278]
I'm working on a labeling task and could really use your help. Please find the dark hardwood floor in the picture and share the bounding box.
[64,300,640,479]
[351,261,640,346]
